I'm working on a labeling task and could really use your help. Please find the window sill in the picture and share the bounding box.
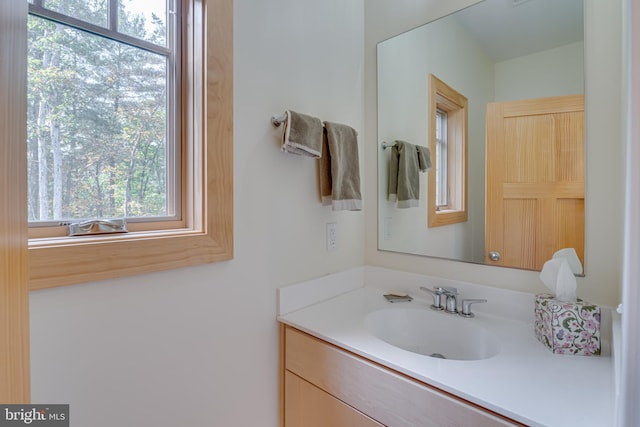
[29,228,204,248]
[428,209,467,228]
[29,227,232,291]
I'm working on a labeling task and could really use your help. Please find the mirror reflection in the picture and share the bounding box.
[377,0,585,272]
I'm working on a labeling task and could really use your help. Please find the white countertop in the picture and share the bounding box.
[278,284,615,427]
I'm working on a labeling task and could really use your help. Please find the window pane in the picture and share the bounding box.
[119,0,167,46]
[435,110,448,207]
[27,15,169,222]
[43,0,109,28]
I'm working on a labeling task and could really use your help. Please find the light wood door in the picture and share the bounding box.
[485,95,584,270]
[0,0,31,402]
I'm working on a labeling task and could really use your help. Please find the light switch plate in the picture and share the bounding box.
[326,223,338,251]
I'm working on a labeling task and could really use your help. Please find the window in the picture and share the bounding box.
[435,109,448,208]
[27,0,180,230]
[27,0,234,290]
[428,74,467,228]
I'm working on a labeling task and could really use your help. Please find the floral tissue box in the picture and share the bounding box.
[534,293,601,356]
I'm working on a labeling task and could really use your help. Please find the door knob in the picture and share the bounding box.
[488,251,500,261]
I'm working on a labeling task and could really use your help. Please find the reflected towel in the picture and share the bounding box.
[319,121,361,211]
[388,140,431,208]
[281,110,323,158]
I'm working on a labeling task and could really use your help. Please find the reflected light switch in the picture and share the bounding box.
[384,217,392,241]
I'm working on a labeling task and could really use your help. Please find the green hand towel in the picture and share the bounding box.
[388,140,431,208]
[319,121,361,211]
[281,110,323,158]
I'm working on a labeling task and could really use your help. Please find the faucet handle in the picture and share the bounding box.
[459,299,487,318]
[419,286,444,311]
[435,286,457,296]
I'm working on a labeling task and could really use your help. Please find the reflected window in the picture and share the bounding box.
[435,109,448,208]
[428,74,468,227]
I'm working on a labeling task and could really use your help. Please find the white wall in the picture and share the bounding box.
[494,41,585,101]
[29,1,364,426]
[365,0,623,308]
[619,0,640,424]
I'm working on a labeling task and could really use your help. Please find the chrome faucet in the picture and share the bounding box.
[438,287,458,314]
[420,286,458,313]
[421,286,488,318]
[419,286,444,311]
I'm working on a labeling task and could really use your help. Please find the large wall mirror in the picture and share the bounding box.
[377,0,585,272]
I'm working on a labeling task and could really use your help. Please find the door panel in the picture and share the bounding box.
[503,199,537,270]
[486,95,584,270]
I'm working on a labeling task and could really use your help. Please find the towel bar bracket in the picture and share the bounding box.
[381,141,397,150]
[271,112,288,127]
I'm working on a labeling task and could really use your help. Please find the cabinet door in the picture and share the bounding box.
[284,371,383,427]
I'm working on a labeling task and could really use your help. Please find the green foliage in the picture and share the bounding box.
[27,0,171,222]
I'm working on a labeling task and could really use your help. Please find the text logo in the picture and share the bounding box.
[0,405,68,427]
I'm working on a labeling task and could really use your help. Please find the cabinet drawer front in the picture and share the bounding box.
[285,327,524,427]
[285,371,384,427]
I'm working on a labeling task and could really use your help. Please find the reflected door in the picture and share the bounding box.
[485,95,585,270]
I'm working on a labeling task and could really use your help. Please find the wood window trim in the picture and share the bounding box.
[28,0,234,291]
[1,0,30,402]
[428,74,468,228]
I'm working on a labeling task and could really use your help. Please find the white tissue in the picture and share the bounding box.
[539,248,582,302]
[552,247,583,275]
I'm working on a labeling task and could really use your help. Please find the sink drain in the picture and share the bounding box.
[429,353,447,359]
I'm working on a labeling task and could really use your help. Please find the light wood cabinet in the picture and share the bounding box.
[280,324,525,427]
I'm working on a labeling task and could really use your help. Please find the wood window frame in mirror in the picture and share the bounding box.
[428,74,468,228]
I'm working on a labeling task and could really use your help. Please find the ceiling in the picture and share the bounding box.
[454,0,584,62]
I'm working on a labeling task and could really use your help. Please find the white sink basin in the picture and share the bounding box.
[364,308,500,361]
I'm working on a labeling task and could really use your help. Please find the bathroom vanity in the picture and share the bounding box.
[277,268,615,427]
[281,324,523,426]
